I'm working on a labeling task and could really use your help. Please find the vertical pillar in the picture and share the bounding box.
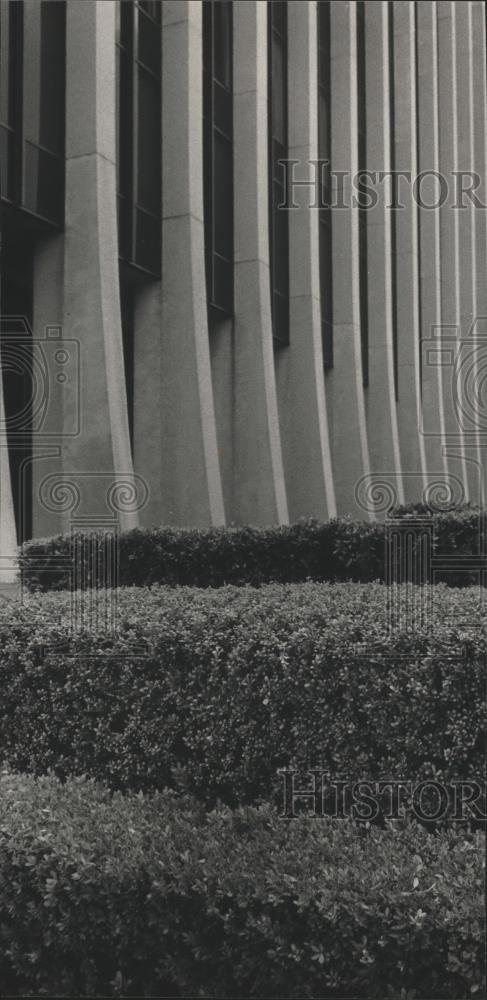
[392,1,427,500]
[131,283,165,528]
[327,1,370,517]
[363,0,403,510]
[470,1,487,323]
[158,0,225,526]
[221,0,287,524]
[0,403,16,584]
[471,0,487,505]
[416,1,449,491]
[62,0,138,530]
[273,0,335,521]
[455,1,485,504]
[0,234,17,584]
[436,2,470,502]
[208,315,234,526]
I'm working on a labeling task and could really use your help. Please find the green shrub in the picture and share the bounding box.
[0,583,484,802]
[0,770,483,998]
[389,501,478,518]
[19,508,485,591]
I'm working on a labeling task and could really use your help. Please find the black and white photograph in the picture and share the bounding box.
[0,0,485,996]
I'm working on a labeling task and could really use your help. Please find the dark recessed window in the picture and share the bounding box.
[116,0,161,278]
[0,235,34,542]
[318,1,333,369]
[0,0,21,204]
[356,1,368,387]
[268,0,289,346]
[203,0,233,318]
[139,1,160,21]
[1,0,65,227]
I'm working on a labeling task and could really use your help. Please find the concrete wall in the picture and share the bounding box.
[2,0,486,551]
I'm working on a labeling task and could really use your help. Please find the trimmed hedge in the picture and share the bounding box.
[19,506,485,591]
[0,771,484,998]
[0,583,484,802]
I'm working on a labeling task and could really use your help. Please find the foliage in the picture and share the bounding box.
[0,770,483,998]
[0,583,484,802]
[19,508,485,591]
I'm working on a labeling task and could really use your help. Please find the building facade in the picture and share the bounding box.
[0,0,486,573]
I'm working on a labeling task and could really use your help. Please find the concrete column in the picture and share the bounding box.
[416,1,450,495]
[216,0,287,524]
[436,2,470,503]
[471,1,487,323]
[392,0,427,501]
[131,283,165,529]
[61,0,139,531]
[0,399,16,584]
[208,314,235,525]
[273,0,335,521]
[471,0,487,505]
[327,0,370,518]
[362,0,403,512]
[158,0,225,526]
[454,1,485,504]
[0,231,17,582]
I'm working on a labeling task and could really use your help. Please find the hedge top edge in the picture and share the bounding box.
[19,507,487,591]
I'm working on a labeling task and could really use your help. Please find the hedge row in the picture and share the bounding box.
[0,583,484,802]
[19,506,485,591]
[0,770,483,998]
